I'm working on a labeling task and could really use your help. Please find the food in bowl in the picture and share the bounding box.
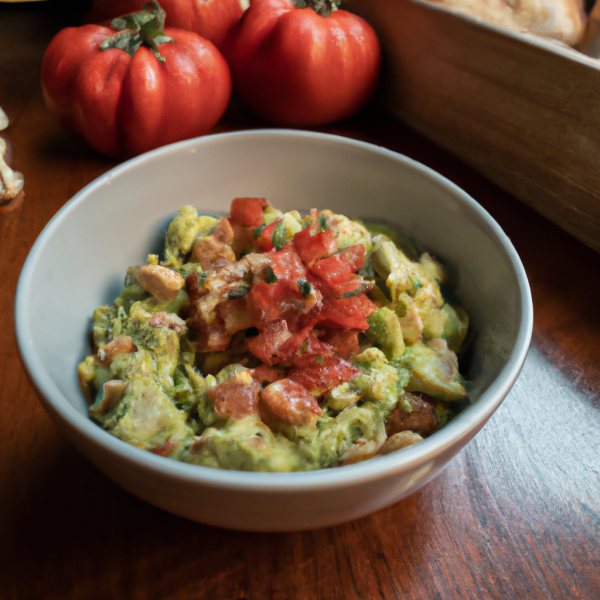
[78,197,470,471]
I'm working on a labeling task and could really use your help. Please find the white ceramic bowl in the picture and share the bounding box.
[15,130,532,531]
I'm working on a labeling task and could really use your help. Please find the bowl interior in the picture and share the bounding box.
[17,130,526,461]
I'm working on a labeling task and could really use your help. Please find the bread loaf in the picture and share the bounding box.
[424,0,586,46]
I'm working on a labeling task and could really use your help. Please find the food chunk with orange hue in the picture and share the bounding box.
[259,379,323,428]
[218,297,254,335]
[251,365,283,385]
[207,370,261,419]
[320,329,360,360]
[293,226,337,265]
[288,357,360,398]
[137,265,185,301]
[229,197,269,228]
[191,218,236,271]
[97,335,137,366]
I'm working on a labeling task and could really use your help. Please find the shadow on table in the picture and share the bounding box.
[0,439,427,600]
[35,129,118,165]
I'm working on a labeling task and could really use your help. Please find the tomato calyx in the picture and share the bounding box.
[99,0,174,63]
[290,0,340,18]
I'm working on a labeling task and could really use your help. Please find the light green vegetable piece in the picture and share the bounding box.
[164,205,218,268]
[393,340,466,401]
[351,348,400,416]
[422,303,469,353]
[366,307,405,360]
[93,305,118,349]
[183,416,304,472]
[318,404,387,467]
[107,381,194,454]
[133,306,181,386]
[325,211,372,250]
[325,381,364,411]
[370,235,418,299]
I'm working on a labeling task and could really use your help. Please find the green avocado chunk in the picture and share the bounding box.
[391,340,466,401]
[366,307,405,360]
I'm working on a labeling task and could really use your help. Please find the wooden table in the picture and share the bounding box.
[1,3,599,599]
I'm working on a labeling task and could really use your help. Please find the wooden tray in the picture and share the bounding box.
[347,0,600,253]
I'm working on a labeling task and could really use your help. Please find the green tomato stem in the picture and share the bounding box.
[290,0,340,18]
[99,1,174,63]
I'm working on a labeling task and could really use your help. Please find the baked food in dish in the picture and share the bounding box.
[425,0,586,46]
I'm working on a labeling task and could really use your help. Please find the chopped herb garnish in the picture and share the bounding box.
[298,278,312,297]
[179,263,209,282]
[340,282,372,298]
[358,253,376,279]
[300,341,308,354]
[315,356,324,365]
[184,270,209,289]
[271,219,287,251]
[228,286,250,299]
[410,274,422,291]
[400,397,413,413]
[252,223,266,240]
[265,266,278,285]
[311,213,329,235]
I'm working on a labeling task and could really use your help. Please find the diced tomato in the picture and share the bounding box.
[230,197,269,228]
[230,223,254,259]
[334,276,373,298]
[291,334,335,367]
[309,245,365,283]
[247,279,310,330]
[293,227,337,265]
[207,374,261,418]
[251,365,283,385]
[319,293,376,330]
[288,357,360,397]
[259,379,323,427]
[246,319,292,366]
[308,245,368,296]
[218,297,254,334]
[269,246,308,281]
[303,332,335,357]
[253,217,284,253]
[276,329,310,363]
[310,275,376,330]
[320,329,360,359]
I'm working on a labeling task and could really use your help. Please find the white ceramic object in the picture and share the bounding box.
[15,130,533,531]
[0,106,8,131]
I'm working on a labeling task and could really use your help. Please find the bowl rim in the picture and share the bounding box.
[15,129,533,492]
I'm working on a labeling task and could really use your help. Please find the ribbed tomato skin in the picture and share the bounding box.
[41,25,231,159]
[223,0,381,126]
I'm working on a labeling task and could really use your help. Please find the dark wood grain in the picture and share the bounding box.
[1,4,599,599]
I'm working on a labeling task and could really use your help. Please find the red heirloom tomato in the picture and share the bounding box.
[223,0,381,126]
[86,0,245,49]
[41,2,231,159]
